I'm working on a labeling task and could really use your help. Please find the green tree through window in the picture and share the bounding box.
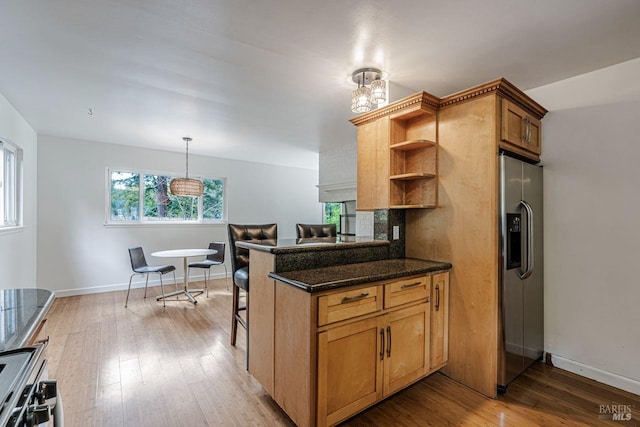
[324,202,341,233]
[109,170,225,223]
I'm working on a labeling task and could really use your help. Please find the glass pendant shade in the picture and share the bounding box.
[170,177,203,197]
[370,79,386,105]
[350,67,385,113]
[351,86,372,113]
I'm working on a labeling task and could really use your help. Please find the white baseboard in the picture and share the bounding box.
[551,354,640,396]
[53,272,230,298]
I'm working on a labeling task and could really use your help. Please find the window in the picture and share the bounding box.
[108,169,226,224]
[0,140,22,228]
[323,202,342,234]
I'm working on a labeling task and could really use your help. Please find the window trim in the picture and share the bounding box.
[0,139,23,229]
[105,167,227,225]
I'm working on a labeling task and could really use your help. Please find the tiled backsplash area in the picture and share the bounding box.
[356,209,406,259]
[374,209,406,259]
[356,211,374,236]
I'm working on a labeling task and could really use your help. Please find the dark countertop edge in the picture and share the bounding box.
[236,239,390,254]
[13,289,55,350]
[268,262,452,293]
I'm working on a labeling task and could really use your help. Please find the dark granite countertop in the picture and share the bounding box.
[0,288,55,352]
[236,236,389,254]
[268,258,452,293]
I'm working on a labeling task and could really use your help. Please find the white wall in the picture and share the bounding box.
[37,135,321,296]
[318,143,356,203]
[527,57,640,394]
[0,91,37,289]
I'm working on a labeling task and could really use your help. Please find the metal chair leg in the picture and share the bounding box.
[159,273,166,307]
[223,265,229,291]
[173,271,179,291]
[143,274,150,299]
[204,269,210,298]
[125,273,136,308]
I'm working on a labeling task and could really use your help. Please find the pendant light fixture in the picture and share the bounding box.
[170,137,204,197]
[351,67,386,113]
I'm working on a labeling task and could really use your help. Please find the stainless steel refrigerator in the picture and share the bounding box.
[498,152,544,392]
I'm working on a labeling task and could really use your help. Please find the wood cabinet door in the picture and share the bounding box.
[356,117,390,210]
[501,98,541,157]
[383,303,430,396]
[317,316,384,427]
[430,272,449,370]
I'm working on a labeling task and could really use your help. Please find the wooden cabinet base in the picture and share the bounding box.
[318,317,383,426]
[251,266,450,427]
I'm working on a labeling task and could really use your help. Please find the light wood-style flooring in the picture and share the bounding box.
[46,279,639,426]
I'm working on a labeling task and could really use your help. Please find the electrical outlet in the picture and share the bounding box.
[393,226,400,240]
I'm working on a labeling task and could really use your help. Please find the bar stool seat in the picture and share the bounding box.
[233,267,249,290]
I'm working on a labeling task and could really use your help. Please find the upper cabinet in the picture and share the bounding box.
[500,98,542,160]
[351,93,439,211]
[351,79,547,211]
[356,116,390,210]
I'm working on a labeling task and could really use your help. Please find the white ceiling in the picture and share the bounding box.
[2,0,640,170]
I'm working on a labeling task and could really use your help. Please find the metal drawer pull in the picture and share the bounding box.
[386,326,392,358]
[341,292,369,304]
[380,329,385,361]
[400,282,422,290]
[435,285,440,311]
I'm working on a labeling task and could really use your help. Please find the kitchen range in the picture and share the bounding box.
[0,289,61,427]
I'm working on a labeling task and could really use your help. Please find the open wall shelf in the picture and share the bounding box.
[389,109,438,208]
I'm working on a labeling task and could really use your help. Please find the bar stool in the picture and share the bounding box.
[227,223,278,366]
[296,223,337,238]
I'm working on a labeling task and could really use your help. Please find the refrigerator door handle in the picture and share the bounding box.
[518,200,534,279]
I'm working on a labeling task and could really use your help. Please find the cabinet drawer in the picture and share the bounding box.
[384,276,430,309]
[318,286,382,326]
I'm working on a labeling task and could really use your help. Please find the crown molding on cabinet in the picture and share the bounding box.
[350,78,548,125]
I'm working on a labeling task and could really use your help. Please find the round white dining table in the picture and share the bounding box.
[151,248,217,304]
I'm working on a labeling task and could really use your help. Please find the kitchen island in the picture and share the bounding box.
[236,238,451,427]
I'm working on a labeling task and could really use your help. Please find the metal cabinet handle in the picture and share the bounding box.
[400,281,422,290]
[341,292,369,304]
[386,326,391,358]
[435,285,440,311]
[380,329,385,361]
[521,117,532,143]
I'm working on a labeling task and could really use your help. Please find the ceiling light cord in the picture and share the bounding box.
[184,137,191,179]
